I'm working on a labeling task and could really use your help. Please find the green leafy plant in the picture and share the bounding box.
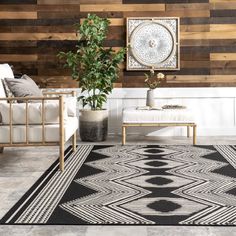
[58,14,125,110]
[144,69,166,89]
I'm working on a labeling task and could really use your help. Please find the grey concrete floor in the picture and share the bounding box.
[0,135,236,236]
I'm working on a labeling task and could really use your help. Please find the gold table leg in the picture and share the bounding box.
[193,125,197,145]
[122,126,126,145]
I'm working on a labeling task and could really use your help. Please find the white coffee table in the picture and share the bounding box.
[122,107,197,145]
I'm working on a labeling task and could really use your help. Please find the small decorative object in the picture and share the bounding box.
[145,69,165,108]
[127,17,180,71]
[146,89,155,108]
[136,106,161,110]
[162,105,186,109]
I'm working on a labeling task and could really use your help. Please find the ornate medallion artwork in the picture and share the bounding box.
[127,17,180,70]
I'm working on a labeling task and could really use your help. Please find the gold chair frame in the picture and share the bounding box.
[0,91,77,171]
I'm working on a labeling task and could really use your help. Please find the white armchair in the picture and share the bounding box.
[0,64,78,171]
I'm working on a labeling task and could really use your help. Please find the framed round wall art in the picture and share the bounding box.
[126,17,180,71]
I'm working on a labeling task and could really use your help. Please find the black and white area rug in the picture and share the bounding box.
[1,145,236,225]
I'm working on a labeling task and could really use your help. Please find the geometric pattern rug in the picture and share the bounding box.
[1,145,236,225]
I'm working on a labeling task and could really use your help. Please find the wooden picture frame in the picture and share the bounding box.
[126,17,180,71]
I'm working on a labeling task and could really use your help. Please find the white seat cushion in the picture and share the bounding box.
[0,117,78,143]
[65,96,77,117]
[123,107,195,123]
[49,96,77,117]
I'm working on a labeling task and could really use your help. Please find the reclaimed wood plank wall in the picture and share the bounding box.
[0,0,236,88]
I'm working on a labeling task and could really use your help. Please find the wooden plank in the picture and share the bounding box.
[181,61,210,68]
[75,12,123,18]
[181,17,210,25]
[0,19,77,27]
[211,10,236,17]
[0,41,37,48]
[38,54,60,62]
[181,24,209,32]
[181,39,236,47]
[9,62,38,75]
[211,61,236,68]
[32,76,77,88]
[36,25,75,33]
[38,0,80,4]
[80,4,165,12]
[0,0,36,3]
[38,67,71,76]
[211,68,236,75]
[211,17,236,24]
[107,26,125,40]
[80,0,122,3]
[181,46,210,53]
[0,5,37,11]
[181,52,210,61]
[166,75,236,83]
[0,33,77,40]
[125,68,209,76]
[181,32,236,40]
[37,11,81,19]
[0,25,38,33]
[0,46,37,54]
[210,24,236,32]
[210,0,236,2]
[210,53,236,61]
[124,10,209,18]
[0,12,37,19]
[0,54,37,62]
[124,0,209,3]
[166,3,209,10]
[80,18,124,26]
[121,82,224,88]
[210,2,236,9]
[37,5,80,11]
[37,40,76,54]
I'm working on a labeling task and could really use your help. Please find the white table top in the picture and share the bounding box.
[123,106,195,123]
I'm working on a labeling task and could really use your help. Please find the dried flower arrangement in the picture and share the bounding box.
[144,69,166,89]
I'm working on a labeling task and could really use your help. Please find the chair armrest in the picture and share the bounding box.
[0,96,60,102]
[42,90,76,97]
[0,96,66,145]
[0,96,67,125]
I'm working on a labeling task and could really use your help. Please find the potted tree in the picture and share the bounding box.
[58,14,125,141]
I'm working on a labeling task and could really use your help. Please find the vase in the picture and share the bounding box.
[79,109,108,142]
[146,89,156,107]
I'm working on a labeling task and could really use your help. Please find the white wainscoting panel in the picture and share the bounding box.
[77,88,236,136]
